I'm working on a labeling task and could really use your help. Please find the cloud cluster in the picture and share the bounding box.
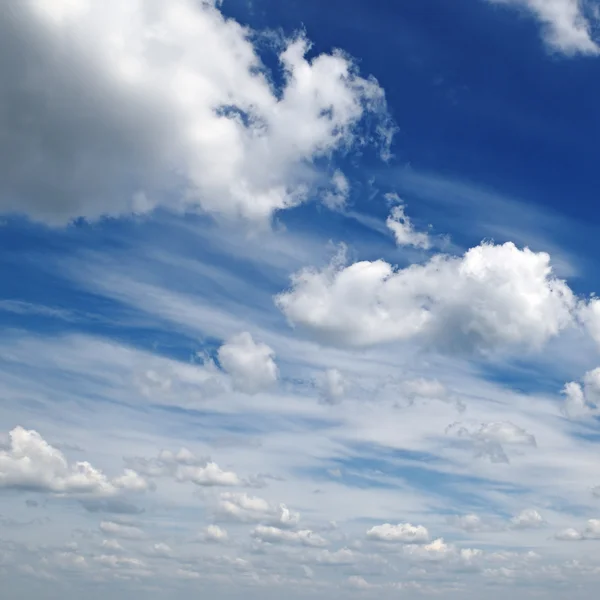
[555,519,600,541]
[0,0,391,225]
[277,242,576,353]
[562,366,600,418]
[0,427,149,497]
[125,448,240,487]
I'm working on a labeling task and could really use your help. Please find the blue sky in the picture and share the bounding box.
[3,1,600,598]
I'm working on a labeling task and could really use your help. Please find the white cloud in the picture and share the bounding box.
[366,523,430,543]
[101,539,124,553]
[146,543,174,558]
[204,525,228,543]
[562,367,600,418]
[276,242,576,353]
[100,521,145,540]
[511,509,545,529]
[112,469,153,493]
[126,448,240,487]
[323,170,351,210]
[404,538,455,561]
[1,0,391,225]
[218,332,278,394]
[318,368,347,404]
[453,514,484,532]
[579,298,600,346]
[217,492,300,528]
[386,204,431,249]
[251,525,327,547]
[95,554,146,569]
[0,427,148,497]
[487,0,599,55]
[555,519,600,541]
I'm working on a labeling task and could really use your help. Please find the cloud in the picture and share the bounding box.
[452,514,485,532]
[447,421,537,463]
[313,547,357,565]
[276,242,576,353]
[217,332,279,394]
[555,519,600,541]
[217,492,300,528]
[204,525,228,543]
[0,0,391,225]
[318,368,347,404]
[125,448,240,487]
[562,366,600,418]
[487,0,599,55]
[251,525,327,547]
[511,509,545,529]
[366,523,430,543]
[386,203,431,249]
[0,427,148,497]
[99,521,145,540]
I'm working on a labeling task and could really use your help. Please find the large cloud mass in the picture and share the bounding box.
[0,0,391,225]
[276,242,576,353]
[0,427,149,496]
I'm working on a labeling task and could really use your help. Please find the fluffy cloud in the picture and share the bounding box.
[204,525,228,543]
[386,204,431,249]
[0,427,148,497]
[217,492,300,528]
[276,242,576,353]
[1,0,391,225]
[562,367,600,418]
[511,509,545,529]
[125,448,240,487]
[217,333,278,394]
[251,525,327,547]
[487,0,599,55]
[555,519,600,541]
[366,523,430,543]
[452,514,485,532]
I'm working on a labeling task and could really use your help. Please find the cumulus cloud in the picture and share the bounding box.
[276,242,576,353]
[487,0,599,55]
[366,523,430,543]
[217,333,278,394]
[204,525,228,543]
[562,367,600,419]
[125,448,240,487]
[386,203,431,249]
[0,427,149,497]
[452,514,485,532]
[0,0,391,225]
[511,509,545,529]
[555,519,600,541]
[446,421,537,463]
[251,525,327,547]
[217,492,300,528]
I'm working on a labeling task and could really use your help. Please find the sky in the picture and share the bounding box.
[3,0,600,598]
